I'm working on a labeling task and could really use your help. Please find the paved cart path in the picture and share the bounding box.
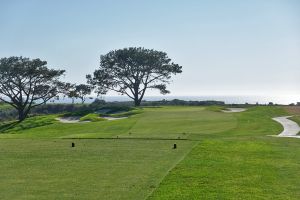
[272,116,300,138]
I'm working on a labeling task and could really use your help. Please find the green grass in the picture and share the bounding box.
[0,106,299,199]
[0,103,13,110]
[290,115,300,135]
[79,113,107,122]
[148,137,300,200]
[107,108,143,118]
[0,139,196,200]
[0,115,57,133]
[126,106,236,139]
[148,106,300,200]
[0,106,235,139]
[0,113,139,139]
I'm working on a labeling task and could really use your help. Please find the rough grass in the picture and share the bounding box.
[107,108,143,118]
[0,103,13,110]
[284,106,300,115]
[0,115,57,133]
[289,116,300,124]
[79,113,107,122]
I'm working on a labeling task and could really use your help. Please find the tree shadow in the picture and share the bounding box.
[0,116,56,134]
[0,121,19,133]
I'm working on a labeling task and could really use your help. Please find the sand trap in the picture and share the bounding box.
[56,117,89,123]
[102,117,128,121]
[272,116,300,138]
[56,116,127,123]
[222,108,247,113]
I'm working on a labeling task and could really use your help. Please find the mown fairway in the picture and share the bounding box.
[0,106,300,199]
[148,107,300,200]
[0,106,232,199]
[0,139,195,200]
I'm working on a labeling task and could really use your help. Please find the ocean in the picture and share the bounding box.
[60,95,300,105]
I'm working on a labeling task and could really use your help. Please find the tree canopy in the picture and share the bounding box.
[75,84,92,104]
[0,56,65,121]
[62,83,78,104]
[62,83,92,104]
[87,47,182,106]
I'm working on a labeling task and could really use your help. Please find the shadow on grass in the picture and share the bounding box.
[0,121,19,133]
[0,115,56,134]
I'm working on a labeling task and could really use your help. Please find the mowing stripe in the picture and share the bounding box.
[61,137,189,141]
[144,140,200,200]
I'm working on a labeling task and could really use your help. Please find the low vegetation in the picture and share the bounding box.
[108,108,143,118]
[79,113,106,122]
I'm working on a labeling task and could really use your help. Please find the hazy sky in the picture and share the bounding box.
[1,0,299,98]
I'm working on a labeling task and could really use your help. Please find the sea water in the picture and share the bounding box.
[59,95,300,105]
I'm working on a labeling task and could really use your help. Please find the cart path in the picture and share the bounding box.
[272,116,300,138]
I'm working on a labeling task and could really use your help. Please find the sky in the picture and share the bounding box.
[0,0,299,100]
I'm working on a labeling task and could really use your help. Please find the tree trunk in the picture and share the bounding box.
[134,95,141,106]
[133,84,141,106]
[134,99,141,106]
[18,109,26,121]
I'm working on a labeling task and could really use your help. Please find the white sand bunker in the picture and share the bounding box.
[272,116,300,138]
[56,116,128,123]
[56,117,87,123]
[222,108,247,113]
[102,117,128,121]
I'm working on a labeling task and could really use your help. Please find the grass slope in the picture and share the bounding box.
[148,106,300,200]
[0,115,137,139]
[123,106,236,139]
[289,116,300,135]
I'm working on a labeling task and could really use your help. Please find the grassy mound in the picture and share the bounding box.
[79,113,107,122]
[0,115,57,133]
[96,106,133,114]
[108,108,143,118]
[289,115,300,135]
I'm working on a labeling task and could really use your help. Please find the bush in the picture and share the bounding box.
[32,103,91,115]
